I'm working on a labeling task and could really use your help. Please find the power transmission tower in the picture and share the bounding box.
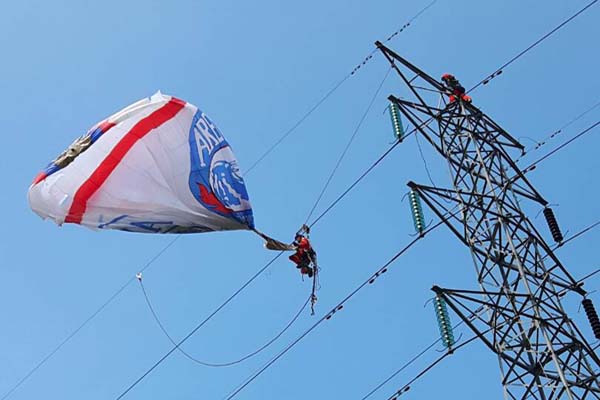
[376,41,600,399]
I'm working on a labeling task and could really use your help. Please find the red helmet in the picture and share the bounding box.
[441,73,454,81]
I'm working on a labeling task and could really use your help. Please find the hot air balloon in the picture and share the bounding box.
[29,92,260,235]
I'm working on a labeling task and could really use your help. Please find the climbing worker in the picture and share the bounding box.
[441,73,472,103]
[289,233,315,278]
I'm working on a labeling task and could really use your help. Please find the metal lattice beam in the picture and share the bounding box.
[376,41,600,399]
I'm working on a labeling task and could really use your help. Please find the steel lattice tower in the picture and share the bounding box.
[376,42,600,399]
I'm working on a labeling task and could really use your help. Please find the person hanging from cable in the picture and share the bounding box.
[289,225,316,278]
[441,73,472,103]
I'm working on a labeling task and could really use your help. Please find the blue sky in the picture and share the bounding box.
[1,0,599,399]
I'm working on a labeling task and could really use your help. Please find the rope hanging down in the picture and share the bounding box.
[138,276,310,367]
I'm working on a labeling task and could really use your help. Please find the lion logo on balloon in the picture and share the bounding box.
[188,110,254,228]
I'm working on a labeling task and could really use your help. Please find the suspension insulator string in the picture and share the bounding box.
[582,298,600,340]
[543,207,564,243]
[433,295,455,352]
[388,101,405,142]
[409,190,425,235]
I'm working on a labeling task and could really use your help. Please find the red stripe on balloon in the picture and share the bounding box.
[66,98,186,224]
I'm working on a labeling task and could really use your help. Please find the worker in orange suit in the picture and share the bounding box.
[289,233,315,278]
[442,73,472,103]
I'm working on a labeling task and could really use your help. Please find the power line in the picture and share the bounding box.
[557,219,600,249]
[385,332,485,400]
[304,66,393,224]
[311,3,598,231]
[360,331,446,400]
[114,131,414,398]
[359,306,486,400]
[115,251,284,400]
[308,141,399,227]
[362,218,600,400]
[111,2,598,397]
[517,99,600,162]
[242,1,439,176]
[6,7,435,396]
[224,216,453,400]
[223,102,596,398]
[139,278,310,367]
[308,119,433,228]
[469,0,598,91]
[224,96,600,400]
[523,120,599,173]
[114,84,426,399]
[3,7,440,396]
[0,235,181,400]
[243,76,350,176]
[358,19,600,397]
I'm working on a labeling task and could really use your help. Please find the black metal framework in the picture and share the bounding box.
[376,41,600,399]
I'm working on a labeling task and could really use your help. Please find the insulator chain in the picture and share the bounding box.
[543,207,564,243]
[409,190,425,235]
[582,298,600,340]
[434,295,455,350]
[388,101,405,142]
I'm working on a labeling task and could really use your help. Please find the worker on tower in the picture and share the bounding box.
[289,229,316,278]
[441,73,472,103]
